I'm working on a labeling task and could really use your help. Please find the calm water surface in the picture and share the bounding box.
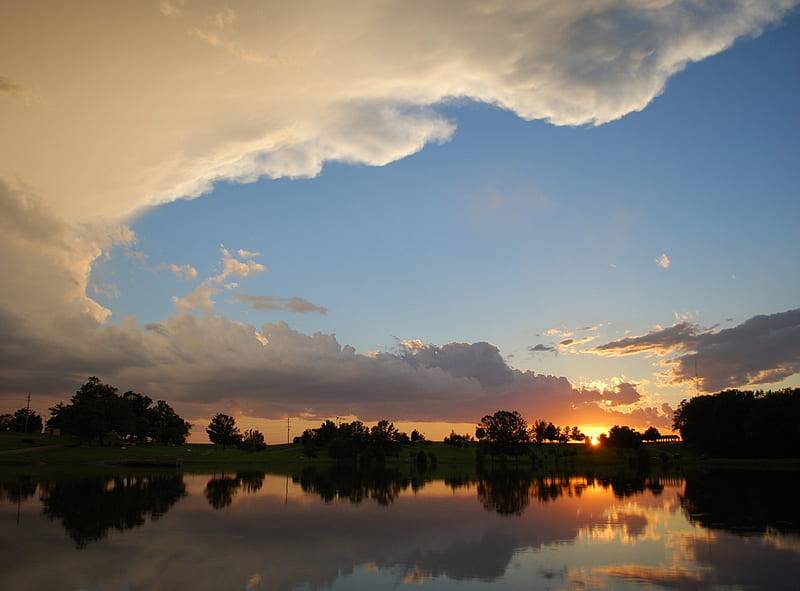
[1,469,798,590]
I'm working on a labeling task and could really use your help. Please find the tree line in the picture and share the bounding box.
[474,410,668,458]
[673,387,800,458]
[46,377,191,445]
[297,419,426,465]
[474,410,594,458]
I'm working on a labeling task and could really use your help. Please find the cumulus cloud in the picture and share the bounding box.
[656,253,671,268]
[233,293,328,315]
[170,247,267,312]
[237,249,261,259]
[156,264,199,281]
[212,247,267,285]
[173,284,221,314]
[1,1,796,220]
[0,181,134,333]
[579,382,642,407]
[590,309,800,391]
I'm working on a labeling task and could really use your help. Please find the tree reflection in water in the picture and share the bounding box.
[40,473,186,548]
[476,471,668,516]
[681,469,800,535]
[294,465,434,505]
[292,465,670,517]
[204,471,266,509]
[0,475,38,504]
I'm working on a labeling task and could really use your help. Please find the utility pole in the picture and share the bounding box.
[24,393,31,434]
[287,416,290,444]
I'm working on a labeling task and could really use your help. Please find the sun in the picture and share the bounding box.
[590,436,600,446]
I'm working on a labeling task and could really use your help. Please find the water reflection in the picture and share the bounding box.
[682,469,800,535]
[0,469,797,590]
[40,473,186,548]
[294,465,434,505]
[0,475,37,503]
[204,471,266,509]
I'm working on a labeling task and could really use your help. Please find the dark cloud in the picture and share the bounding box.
[0,76,27,96]
[394,340,515,388]
[579,382,642,407]
[529,344,555,353]
[233,292,328,314]
[591,309,800,392]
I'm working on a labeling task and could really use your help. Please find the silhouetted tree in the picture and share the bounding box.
[370,420,402,458]
[48,377,122,444]
[642,426,661,441]
[543,422,559,443]
[119,391,153,441]
[531,419,548,444]
[674,388,800,457]
[570,426,586,442]
[606,425,643,448]
[410,429,426,443]
[237,428,267,452]
[206,413,242,448]
[150,400,191,445]
[476,410,530,458]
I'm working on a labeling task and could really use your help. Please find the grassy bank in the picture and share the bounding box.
[2,433,798,476]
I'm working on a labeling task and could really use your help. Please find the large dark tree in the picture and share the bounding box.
[48,377,122,444]
[476,410,530,457]
[606,425,643,448]
[674,388,800,457]
[150,400,191,445]
[369,420,402,458]
[642,426,661,442]
[206,413,242,448]
[119,391,154,442]
[47,377,191,445]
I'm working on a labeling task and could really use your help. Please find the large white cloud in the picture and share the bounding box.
[1,0,796,220]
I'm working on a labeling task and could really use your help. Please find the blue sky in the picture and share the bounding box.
[2,1,799,440]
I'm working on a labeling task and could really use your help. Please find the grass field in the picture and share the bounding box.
[1,432,798,476]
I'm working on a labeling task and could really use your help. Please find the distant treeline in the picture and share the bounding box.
[298,419,427,465]
[674,388,800,458]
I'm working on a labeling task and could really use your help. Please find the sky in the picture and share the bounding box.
[1,0,799,443]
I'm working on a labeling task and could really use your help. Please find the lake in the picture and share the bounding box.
[1,468,798,590]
